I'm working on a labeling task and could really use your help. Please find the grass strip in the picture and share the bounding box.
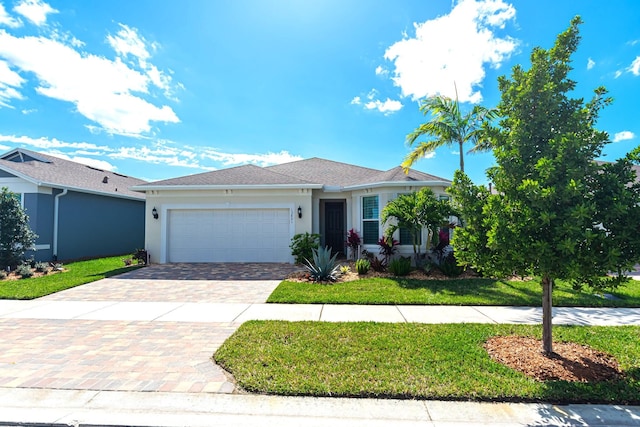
[267,277,640,307]
[214,321,640,403]
[0,256,141,299]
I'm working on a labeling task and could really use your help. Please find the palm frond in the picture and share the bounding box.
[402,142,437,172]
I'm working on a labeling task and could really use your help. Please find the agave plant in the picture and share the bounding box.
[304,246,340,282]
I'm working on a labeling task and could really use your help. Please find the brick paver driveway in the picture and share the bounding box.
[0,263,301,394]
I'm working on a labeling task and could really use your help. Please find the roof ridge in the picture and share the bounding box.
[267,157,383,174]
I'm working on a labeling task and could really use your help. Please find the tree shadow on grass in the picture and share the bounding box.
[394,277,543,305]
[92,265,144,279]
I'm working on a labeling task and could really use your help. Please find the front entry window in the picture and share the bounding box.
[362,195,379,244]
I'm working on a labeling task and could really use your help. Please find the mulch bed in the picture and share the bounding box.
[286,260,479,283]
[485,336,622,382]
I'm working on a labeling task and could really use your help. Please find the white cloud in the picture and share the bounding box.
[0,133,112,151]
[109,144,212,170]
[352,89,403,115]
[613,131,635,142]
[0,3,20,27]
[629,56,640,76]
[45,152,117,171]
[0,27,180,135]
[364,98,403,114]
[106,24,173,96]
[0,59,24,106]
[383,0,517,103]
[587,58,595,70]
[200,149,303,167]
[0,133,305,174]
[108,141,303,170]
[375,65,388,76]
[13,0,56,26]
[107,24,152,63]
[415,150,436,160]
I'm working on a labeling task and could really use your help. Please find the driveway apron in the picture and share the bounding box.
[0,263,301,394]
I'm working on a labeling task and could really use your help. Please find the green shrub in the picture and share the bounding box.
[422,261,434,274]
[355,258,370,275]
[0,188,37,269]
[34,262,49,273]
[290,232,320,264]
[370,257,387,272]
[305,246,340,282]
[16,263,33,279]
[439,252,464,277]
[388,257,412,276]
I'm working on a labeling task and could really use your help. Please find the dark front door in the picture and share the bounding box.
[324,201,345,257]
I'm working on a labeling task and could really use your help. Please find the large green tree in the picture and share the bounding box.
[0,187,36,268]
[402,90,496,173]
[449,17,640,355]
[381,188,454,266]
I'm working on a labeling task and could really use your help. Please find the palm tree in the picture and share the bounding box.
[402,92,496,173]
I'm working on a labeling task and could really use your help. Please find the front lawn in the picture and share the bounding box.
[214,321,640,403]
[267,277,640,307]
[0,256,141,299]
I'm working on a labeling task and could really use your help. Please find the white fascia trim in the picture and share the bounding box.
[55,184,144,201]
[321,185,343,192]
[0,165,143,201]
[343,181,452,191]
[1,148,52,163]
[131,184,322,192]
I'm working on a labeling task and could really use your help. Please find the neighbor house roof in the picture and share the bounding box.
[0,148,146,200]
[133,157,451,192]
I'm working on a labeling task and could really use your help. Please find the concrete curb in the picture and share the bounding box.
[2,388,640,427]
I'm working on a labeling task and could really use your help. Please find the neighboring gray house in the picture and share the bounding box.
[133,158,451,264]
[0,148,146,262]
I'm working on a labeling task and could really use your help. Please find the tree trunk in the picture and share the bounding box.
[458,141,465,172]
[542,276,553,356]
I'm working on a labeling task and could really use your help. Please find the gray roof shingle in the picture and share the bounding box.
[135,157,451,190]
[352,166,451,186]
[137,164,319,187]
[0,149,146,200]
[266,157,382,186]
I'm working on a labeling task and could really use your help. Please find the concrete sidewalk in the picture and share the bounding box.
[2,299,640,325]
[2,388,640,427]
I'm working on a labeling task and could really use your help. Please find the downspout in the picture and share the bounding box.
[53,189,68,261]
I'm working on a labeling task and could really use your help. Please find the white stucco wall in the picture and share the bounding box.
[142,188,313,264]
[347,184,450,260]
[140,183,450,264]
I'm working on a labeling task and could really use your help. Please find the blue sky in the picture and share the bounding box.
[0,0,638,184]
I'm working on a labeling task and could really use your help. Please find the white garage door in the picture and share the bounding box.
[167,208,292,263]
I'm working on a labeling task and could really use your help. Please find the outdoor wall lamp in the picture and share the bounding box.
[152,207,159,219]
[297,206,302,219]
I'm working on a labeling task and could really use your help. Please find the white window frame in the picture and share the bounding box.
[361,195,379,245]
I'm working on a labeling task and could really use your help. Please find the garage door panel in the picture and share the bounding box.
[168,208,292,263]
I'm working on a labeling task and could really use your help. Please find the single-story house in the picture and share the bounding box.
[0,148,146,262]
[132,158,451,264]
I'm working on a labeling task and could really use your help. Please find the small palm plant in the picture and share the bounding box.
[304,246,340,282]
